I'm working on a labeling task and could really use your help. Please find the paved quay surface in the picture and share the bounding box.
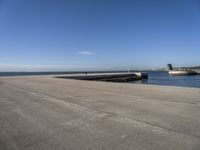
[0,76,200,150]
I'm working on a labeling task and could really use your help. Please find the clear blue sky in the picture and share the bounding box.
[0,0,200,71]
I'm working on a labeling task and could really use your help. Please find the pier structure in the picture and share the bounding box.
[55,72,148,82]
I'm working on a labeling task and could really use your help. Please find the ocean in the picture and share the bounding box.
[0,71,200,88]
[132,71,200,88]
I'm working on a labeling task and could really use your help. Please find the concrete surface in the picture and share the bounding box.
[0,76,200,150]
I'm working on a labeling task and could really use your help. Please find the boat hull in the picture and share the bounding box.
[169,70,198,76]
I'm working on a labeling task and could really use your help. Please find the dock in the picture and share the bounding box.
[0,76,200,150]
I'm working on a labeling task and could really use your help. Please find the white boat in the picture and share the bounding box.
[169,70,198,76]
[167,64,198,76]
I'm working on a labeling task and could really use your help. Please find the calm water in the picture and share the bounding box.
[0,71,200,88]
[0,72,80,76]
[132,71,200,88]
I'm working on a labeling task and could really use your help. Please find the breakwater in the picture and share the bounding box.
[55,72,148,82]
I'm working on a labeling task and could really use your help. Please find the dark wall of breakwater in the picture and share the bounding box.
[55,73,148,82]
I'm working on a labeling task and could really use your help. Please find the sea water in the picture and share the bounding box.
[132,71,200,88]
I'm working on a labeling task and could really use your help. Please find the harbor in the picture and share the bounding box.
[0,76,200,150]
[1,0,200,149]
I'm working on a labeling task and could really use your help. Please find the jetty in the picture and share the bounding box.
[55,72,148,82]
[0,76,200,150]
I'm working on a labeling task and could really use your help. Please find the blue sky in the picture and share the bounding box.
[0,0,200,71]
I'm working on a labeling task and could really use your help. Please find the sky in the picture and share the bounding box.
[0,0,200,71]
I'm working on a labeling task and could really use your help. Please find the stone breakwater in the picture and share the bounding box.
[55,72,148,82]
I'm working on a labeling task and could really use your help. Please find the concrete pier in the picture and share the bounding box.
[0,76,200,150]
[55,72,148,82]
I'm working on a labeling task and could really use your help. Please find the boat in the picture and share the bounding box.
[169,70,198,76]
[167,64,198,76]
